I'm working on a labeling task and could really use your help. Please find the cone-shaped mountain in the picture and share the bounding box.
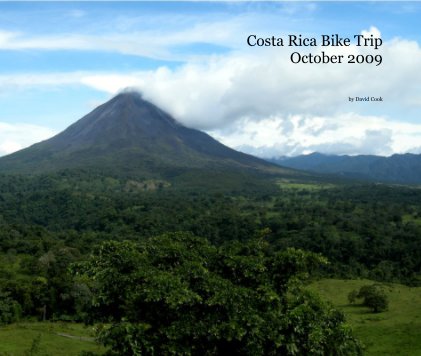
[0,92,285,177]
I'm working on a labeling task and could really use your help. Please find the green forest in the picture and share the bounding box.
[0,170,421,354]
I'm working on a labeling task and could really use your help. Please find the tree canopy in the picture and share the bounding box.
[75,232,362,355]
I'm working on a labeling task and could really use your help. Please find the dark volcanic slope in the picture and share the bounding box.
[0,92,287,177]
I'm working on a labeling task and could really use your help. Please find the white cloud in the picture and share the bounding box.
[0,6,319,61]
[69,27,420,126]
[0,122,56,156]
[0,16,247,61]
[211,113,421,157]
[0,73,85,92]
[0,31,18,45]
[1,26,421,157]
[361,26,382,39]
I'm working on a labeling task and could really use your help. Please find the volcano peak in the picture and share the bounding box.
[0,93,282,177]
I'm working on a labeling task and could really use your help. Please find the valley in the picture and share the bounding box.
[0,93,420,355]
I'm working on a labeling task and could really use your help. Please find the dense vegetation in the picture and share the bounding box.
[73,234,361,355]
[1,170,421,353]
[311,279,421,355]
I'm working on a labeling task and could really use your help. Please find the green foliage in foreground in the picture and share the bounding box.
[0,322,103,355]
[74,233,362,356]
[310,279,421,356]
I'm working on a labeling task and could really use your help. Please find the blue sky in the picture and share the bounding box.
[1,1,421,156]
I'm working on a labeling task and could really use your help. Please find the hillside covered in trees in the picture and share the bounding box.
[0,169,421,354]
[0,94,420,354]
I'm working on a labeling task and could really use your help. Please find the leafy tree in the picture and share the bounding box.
[0,290,21,324]
[74,233,362,355]
[357,284,389,313]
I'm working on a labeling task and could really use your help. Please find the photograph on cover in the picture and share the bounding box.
[0,2,420,355]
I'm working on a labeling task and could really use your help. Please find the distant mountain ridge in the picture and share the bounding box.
[271,152,421,184]
[0,92,287,179]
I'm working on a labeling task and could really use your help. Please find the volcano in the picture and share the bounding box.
[0,92,287,179]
